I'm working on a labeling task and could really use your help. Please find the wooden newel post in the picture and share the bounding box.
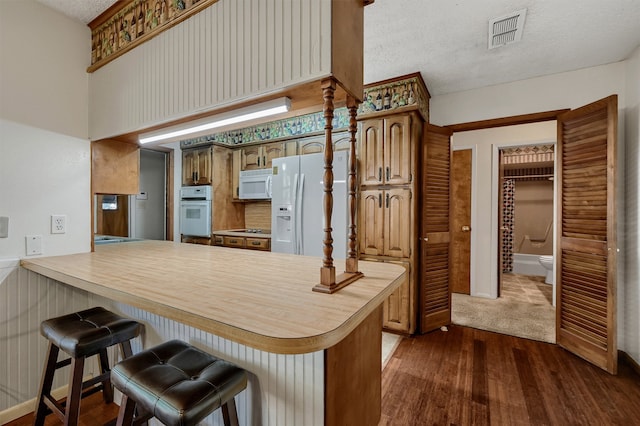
[319,78,337,288]
[314,79,364,293]
[345,95,360,274]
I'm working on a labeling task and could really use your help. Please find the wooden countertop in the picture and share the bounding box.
[21,240,405,354]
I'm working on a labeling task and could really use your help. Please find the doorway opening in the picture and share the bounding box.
[497,144,555,341]
[449,126,558,344]
[95,149,169,241]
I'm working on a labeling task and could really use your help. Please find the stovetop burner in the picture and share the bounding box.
[245,229,263,234]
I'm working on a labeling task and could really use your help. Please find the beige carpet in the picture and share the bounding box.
[452,274,556,343]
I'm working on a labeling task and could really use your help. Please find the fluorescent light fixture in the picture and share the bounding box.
[139,97,291,144]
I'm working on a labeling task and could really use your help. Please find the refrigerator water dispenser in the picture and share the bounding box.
[274,205,293,245]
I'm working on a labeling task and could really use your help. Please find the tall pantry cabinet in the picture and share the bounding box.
[357,73,431,334]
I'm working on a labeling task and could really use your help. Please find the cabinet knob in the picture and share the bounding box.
[462,225,471,232]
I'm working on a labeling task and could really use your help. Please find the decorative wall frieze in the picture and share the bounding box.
[502,144,555,165]
[180,107,350,149]
[358,72,430,121]
[88,0,218,73]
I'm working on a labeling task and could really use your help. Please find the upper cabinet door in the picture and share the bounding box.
[384,114,412,185]
[195,146,213,185]
[359,119,384,186]
[241,146,262,170]
[182,150,196,186]
[262,142,285,169]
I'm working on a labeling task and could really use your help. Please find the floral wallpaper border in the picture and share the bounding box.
[89,0,218,72]
[358,74,430,121]
[180,107,350,149]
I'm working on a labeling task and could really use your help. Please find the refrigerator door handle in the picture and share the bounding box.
[292,174,299,254]
[296,173,305,255]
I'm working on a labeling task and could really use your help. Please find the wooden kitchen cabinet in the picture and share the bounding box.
[359,114,412,186]
[358,107,423,335]
[223,236,246,248]
[241,142,285,170]
[233,140,297,199]
[359,188,411,258]
[297,131,351,155]
[182,146,213,185]
[212,233,271,251]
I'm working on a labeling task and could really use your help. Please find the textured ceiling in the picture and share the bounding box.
[37,0,640,96]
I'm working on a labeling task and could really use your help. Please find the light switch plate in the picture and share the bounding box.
[26,235,43,255]
[0,216,8,238]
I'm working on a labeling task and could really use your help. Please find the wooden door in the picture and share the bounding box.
[182,149,196,185]
[384,188,412,258]
[384,114,412,185]
[383,188,412,257]
[556,95,618,374]
[451,149,472,294]
[195,146,212,185]
[359,119,384,185]
[382,260,411,332]
[96,195,129,237]
[263,142,285,169]
[241,145,262,170]
[420,124,452,333]
[359,189,384,256]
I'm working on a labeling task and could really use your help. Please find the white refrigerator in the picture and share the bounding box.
[271,150,349,258]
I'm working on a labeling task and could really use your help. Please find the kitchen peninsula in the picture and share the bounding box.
[21,240,405,425]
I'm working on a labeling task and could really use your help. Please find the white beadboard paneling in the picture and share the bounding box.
[92,295,325,426]
[0,268,92,412]
[89,0,332,140]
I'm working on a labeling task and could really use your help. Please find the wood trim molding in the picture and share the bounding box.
[447,109,569,133]
[619,350,640,376]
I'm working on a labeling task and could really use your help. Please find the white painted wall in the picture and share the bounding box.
[624,45,640,364]
[431,61,627,126]
[0,3,93,418]
[0,1,91,259]
[0,0,90,140]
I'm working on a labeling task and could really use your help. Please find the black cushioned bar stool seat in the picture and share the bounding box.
[111,339,248,426]
[34,307,143,426]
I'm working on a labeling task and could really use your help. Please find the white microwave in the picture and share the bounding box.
[239,169,272,200]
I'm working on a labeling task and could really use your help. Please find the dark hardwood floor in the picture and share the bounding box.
[380,326,640,426]
[8,326,640,425]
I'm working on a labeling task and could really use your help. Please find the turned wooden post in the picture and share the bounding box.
[320,78,337,287]
[314,80,364,294]
[345,95,359,274]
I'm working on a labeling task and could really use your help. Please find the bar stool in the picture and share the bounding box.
[111,339,248,426]
[33,307,143,426]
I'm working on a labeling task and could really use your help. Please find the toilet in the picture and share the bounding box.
[539,255,554,284]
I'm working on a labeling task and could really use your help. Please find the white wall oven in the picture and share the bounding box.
[179,186,212,237]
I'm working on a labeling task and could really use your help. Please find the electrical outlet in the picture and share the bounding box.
[51,215,66,234]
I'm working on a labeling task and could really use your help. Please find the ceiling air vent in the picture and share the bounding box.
[488,9,527,49]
